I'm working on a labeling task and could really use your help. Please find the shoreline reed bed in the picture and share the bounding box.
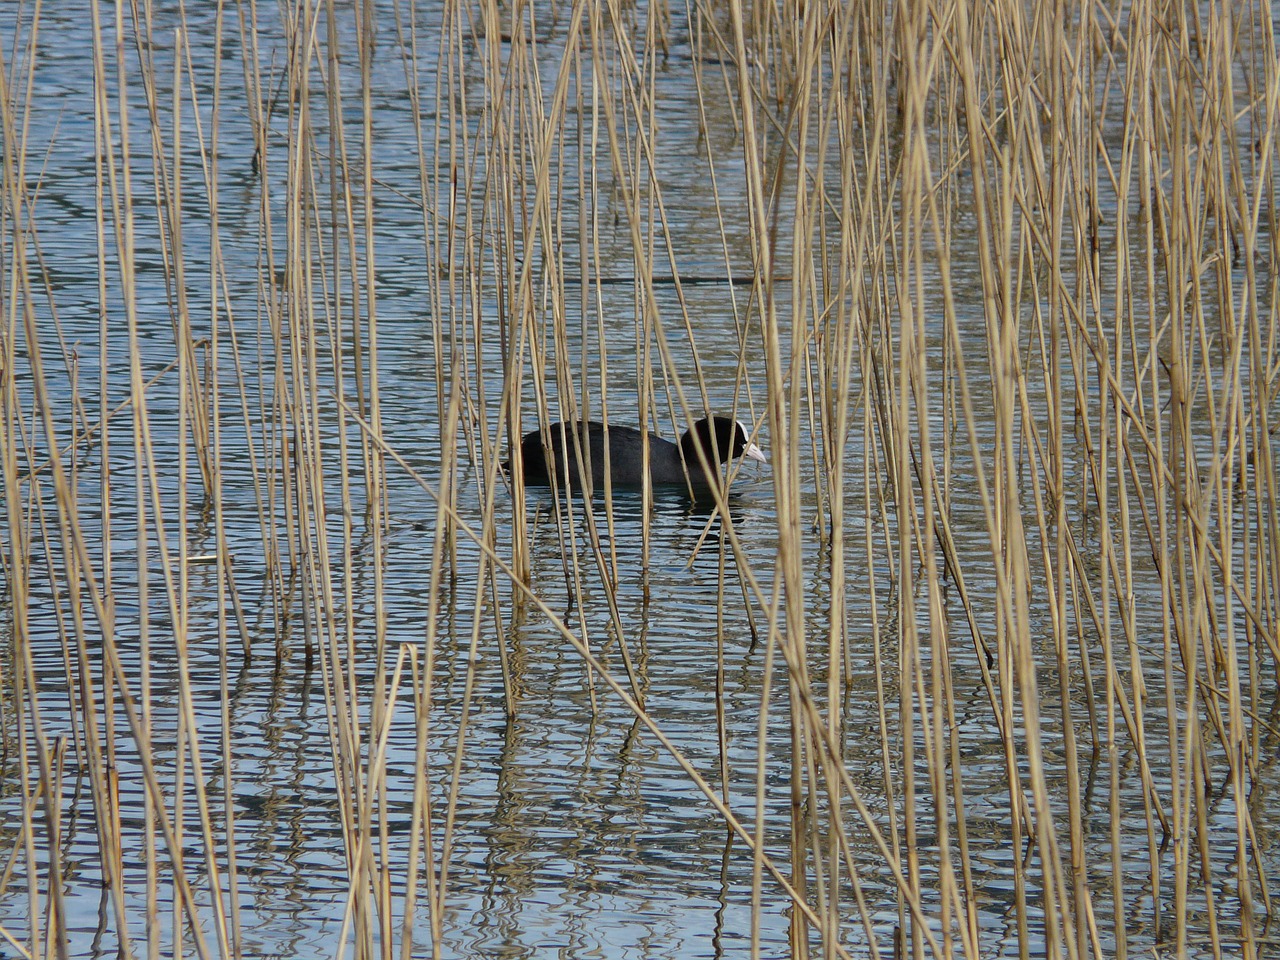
[0,0,1276,957]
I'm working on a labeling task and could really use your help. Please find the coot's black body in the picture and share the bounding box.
[515,416,766,494]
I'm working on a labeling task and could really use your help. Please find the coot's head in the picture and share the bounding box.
[680,417,767,480]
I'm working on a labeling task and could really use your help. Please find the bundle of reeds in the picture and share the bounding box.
[0,0,1275,957]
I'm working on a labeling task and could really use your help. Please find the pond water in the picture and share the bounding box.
[1,2,1277,959]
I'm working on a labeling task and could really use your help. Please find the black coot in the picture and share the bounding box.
[514,416,766,494]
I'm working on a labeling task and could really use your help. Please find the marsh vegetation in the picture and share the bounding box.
[1,0,1278,957]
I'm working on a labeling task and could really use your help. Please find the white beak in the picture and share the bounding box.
[743,441,767,464]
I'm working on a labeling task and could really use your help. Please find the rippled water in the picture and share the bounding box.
[2,2,1277,959]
